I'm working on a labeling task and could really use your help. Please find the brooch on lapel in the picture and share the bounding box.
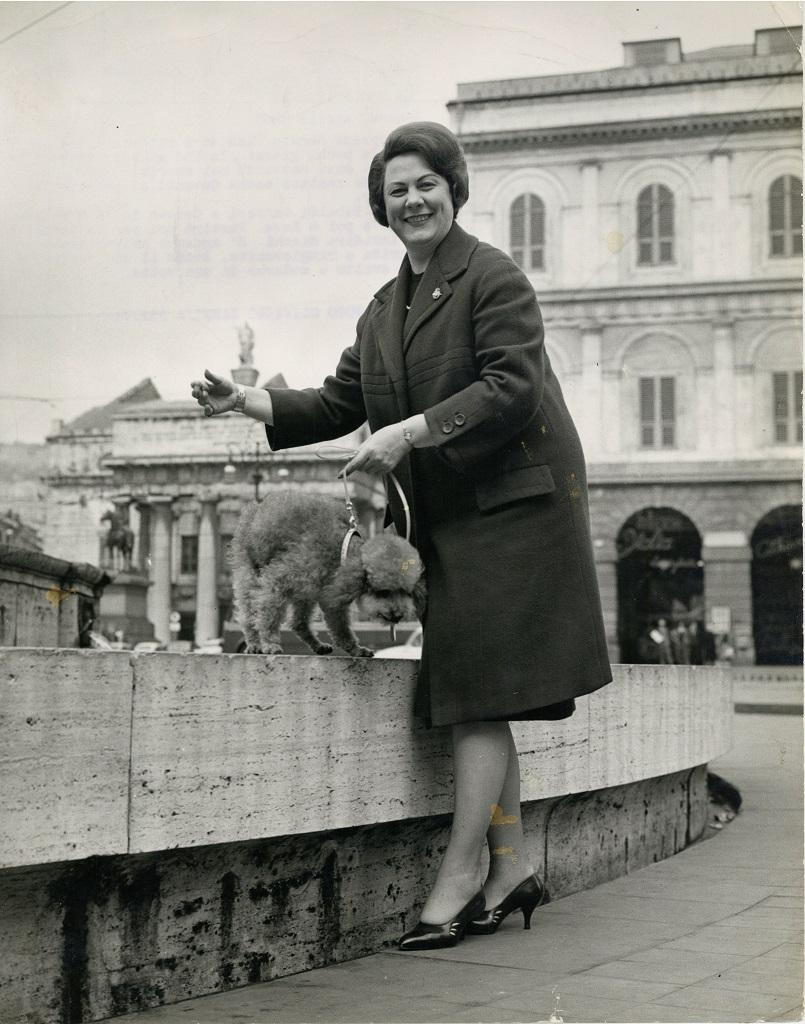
[432,287,442,300]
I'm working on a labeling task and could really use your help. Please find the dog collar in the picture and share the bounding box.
[340,526,362,566]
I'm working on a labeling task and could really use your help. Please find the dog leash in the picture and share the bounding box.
[318,447,413,647]
[339,473,361,565]
[317,446,412,545]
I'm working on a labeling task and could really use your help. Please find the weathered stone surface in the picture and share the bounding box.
[0,650,731,867]
[587,664,734,789]
[129,657,731,853]
[128,653,452,853]
[0,769,706,1024]
[0,649,132,868]
[544,766,709,896]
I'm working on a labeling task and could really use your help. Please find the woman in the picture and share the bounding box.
[191,122,612,950]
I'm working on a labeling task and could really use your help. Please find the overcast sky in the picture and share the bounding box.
[0,0,799,444]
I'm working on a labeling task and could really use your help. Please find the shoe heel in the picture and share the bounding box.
[521,894,541,930]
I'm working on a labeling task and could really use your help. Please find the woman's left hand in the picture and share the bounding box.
[343,424,410,477]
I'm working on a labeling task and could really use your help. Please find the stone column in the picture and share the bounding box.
[472,210,495,247]
[593,542,620,665]
[702,530,755,665]
[711,318,736,455]
[580,161,601,284]
[195,493,220,645]
[578,320,604,457]
[135,502,152,573]
[600,369,622,455]
[710,151,732,277]
[149,497,174,643]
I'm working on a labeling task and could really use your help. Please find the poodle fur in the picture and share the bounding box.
[230,492,426,656]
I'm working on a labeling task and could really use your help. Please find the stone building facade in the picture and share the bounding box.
[39,346,377,647]
[449,26,802,664]
[100,390,374,646]
[43,379,161,565]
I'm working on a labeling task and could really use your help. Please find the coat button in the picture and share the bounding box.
[441,420,454,434]
[454,413,466,426]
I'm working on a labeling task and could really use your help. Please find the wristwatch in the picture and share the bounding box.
[233,387,246,414]
[401,425,415,447]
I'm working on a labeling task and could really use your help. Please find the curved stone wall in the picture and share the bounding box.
[0,650,733,1023]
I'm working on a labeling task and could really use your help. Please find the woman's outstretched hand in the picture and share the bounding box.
[190,369,237,417]
[343,424,411,477]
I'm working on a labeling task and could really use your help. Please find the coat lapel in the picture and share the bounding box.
[404,221,478,351]
[373,222,479,410]
[373,257,411,419]
[403,264,452,352]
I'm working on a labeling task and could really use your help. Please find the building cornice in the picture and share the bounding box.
[588,458,802,486]
[451,53,801,105]
[537,278,801,326]
[456,109,801,153]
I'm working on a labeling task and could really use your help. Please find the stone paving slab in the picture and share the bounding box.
[117,712,803,1024]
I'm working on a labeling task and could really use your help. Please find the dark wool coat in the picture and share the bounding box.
[266,222,612,726]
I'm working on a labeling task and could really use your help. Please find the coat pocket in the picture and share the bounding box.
[474,463,556,513]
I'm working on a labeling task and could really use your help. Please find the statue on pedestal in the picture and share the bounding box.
[101,509,134,571]
[232,323,259,387]
[238,322,255,366]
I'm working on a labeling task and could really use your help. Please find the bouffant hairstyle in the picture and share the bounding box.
[368,122,470,228]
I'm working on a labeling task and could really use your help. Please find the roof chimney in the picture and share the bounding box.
[754,26,802,56]
[623,38,683,67]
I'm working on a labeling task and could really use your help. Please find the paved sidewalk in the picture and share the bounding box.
[120,710,802,1024]
[732,670,803,715]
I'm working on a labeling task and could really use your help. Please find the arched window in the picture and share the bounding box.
[769,175,802,258]
[510,193,545,271]
[637,184,674,265]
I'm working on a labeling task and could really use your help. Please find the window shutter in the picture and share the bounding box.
[791,178,803,255]
[637,184,674,265]
[773,371,789,443]
[510,195,525,267]
[637,188,653,264]
[511,193,546,271]
[639,377,655,446]
[530,195,545,271]
[660,376,676,447]
[770,178,786,232]
[769,175,803,258]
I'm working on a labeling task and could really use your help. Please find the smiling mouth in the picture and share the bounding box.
[406,214,431,225]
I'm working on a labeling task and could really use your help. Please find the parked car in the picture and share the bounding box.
[193,638,224,654]
[374,626,423,659]
[132,641,167,654]
[88,631,114,650]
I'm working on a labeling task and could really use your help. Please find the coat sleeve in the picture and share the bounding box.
[264,310,369,451]
[423,254,546,473]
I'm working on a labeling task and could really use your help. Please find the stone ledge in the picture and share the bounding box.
[0,766,707,1024]
[0,652,733,868]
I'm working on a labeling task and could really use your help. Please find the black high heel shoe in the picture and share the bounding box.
[398,891,486,951]
[466,873,547,935]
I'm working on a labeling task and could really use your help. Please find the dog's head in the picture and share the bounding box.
[326,534,426,623]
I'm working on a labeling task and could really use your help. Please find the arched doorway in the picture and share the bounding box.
[617,507,704,663]
[751,506,803,665]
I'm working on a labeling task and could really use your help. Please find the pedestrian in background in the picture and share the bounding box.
[688,620,706,666]
[672,622,691,665]
[651,617,673,664]
[192,122,611,950]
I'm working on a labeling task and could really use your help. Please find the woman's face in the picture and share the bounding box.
[383,152,454,260]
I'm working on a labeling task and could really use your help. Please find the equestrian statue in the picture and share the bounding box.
[101,509,135,571]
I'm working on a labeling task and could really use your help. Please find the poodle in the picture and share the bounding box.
[230,492,425,657]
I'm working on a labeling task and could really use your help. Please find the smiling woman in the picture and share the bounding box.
[381,155,455,272]
[190,120,611,956]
